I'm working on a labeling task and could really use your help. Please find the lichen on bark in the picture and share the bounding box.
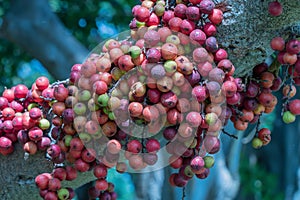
[217,0,300,77]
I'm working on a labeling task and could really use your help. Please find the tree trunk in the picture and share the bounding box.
[0,0,89,80]
[216,0,300,77]
[0,0,299,199]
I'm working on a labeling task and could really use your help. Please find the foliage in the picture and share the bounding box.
[239,153,284,200]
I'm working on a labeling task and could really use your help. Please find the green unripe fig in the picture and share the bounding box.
[166,35,181,46]
[64,135,73,147]
[128,46,141,59]
[283,111,296,124]
[164,60,177,73]
[77,90,91,102]
[73,102,87,115]
[39,118,51,130]
[57,188,69,200]
[97,93,109,107]
[136,20,146,28]
[204,156,215,168]
[252,137,263,149]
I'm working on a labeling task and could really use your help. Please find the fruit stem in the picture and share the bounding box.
[255,114,262,137]
[182,186,186,200]
[222,129,238,139]
[281,65,294,116]
[50,79,70,88]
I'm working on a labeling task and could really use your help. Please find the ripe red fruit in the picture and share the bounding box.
[0,136,12,151]
[146,48,161,63]
[52,167,67,181]
[93,164,108,179]
[127,139,142,153]
[197,62,213,77]
[162,10,175,24]
[29,107,42,120]
[145,139,160,153]
[186,6,200,21]
[10,100,24,112]
[208,9,223,25]
[199,0,215,14]
[134,7,150,22]
[53,84,68,102]
[74,158,90,172]
[35,76,50,91]
[143,105,159,122]
[174,3,187,18]
[160,91,178,108]
[253,63,268,77]
[2,88,15,102]
[48,178,61,191]
[286,39,300,54]
[190,156,205,171]
[258,128,271,145]
[35,174,50,190]
[88,186,101,199]
[192,86,207,102]
[143,153,158,166]
[203,22,217,36]
[23,141,37,155]
[107,139,122,154]
[81,148,96,163]
[128,102,143,117]
[2,107,15,120]
[95,179,109,191]
[167,108,183,125]
[283,52,297,66]
[65,166,77,181]
[0,97,8,109]
[173,173,188,187]
[190,30,207,46]
[93,80,108,95]
[260,72,275,88]
[189,0,201,4]
[44,191,58,200]
[289,99,300,115]
[47,144,61,158]
[144,30,161,47]
[28,127,43,142]
[180,19,196,35]
[163,127,177,140]
[14,84,29,99]
[268,1,283,17]
[161,43,178,60]
[222,81,237,97]
[204,135,220,154]
[128,154,144,170]
[205,36,219,53]
[270,36,285,51]
[186,111,202,127]
[146,13,160,26]
[70,137,84,151]
[208,68,225,83]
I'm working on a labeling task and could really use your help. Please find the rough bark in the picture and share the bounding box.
[217,0,300,77]
[0,143,97,200]
[0,0,89,80]
[0,0,299,200]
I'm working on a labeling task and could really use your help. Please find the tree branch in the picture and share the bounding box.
[0,0,89,80]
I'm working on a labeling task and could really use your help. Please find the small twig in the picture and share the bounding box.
[182,186,186,200]
[255,114,262,137]
[50,79,70,88]
[222,129,238,139]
